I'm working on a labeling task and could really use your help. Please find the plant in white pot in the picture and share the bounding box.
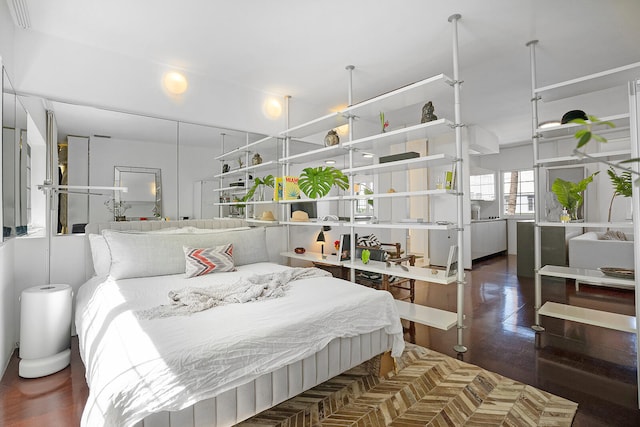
[551,172,599,221]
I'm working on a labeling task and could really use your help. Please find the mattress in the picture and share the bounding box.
[76,262,404,426]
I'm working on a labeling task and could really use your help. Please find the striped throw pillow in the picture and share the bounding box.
[183,244,236,278]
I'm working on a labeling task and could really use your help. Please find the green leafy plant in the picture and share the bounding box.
[571,115,615,148]
[232,175,275,209]
[298,166,349,199]
[571,115,640,185]
[606,167,632,222]
[551,172,599,220]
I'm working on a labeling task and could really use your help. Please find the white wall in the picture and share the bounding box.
[0,240,16,376]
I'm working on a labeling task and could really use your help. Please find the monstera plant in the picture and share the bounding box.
[551,171,599,220]
[298,166,349,199]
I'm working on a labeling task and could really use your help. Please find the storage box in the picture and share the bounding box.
[379,152,419,163]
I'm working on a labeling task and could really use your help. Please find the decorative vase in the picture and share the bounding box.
[252,153,262,165]
[324,130,340,147]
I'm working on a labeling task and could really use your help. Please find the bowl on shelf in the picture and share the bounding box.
[294,247,306,254]
[599,267,635,279]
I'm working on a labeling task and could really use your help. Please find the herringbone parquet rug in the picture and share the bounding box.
[240,343,578,426]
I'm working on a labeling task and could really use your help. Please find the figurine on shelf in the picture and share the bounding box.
[421,101,438,123]
[222,163,230,173]
[252,153,262,165]
[324,129,340,146]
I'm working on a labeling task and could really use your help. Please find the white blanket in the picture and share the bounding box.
[75,262,404,427]
[138,267,331,319]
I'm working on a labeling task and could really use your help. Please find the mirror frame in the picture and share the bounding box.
[113,166,162,221]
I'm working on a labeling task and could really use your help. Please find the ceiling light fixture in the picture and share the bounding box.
[362,153,374,158]
[163,71,188,95]
[263,98,283,119]
[325,160,336,165]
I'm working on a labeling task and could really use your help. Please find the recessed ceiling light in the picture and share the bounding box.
[263,98,283,119]
[163,71,188,95]
[362,153,374,158]
[539,120,561,129]
[325,159,336,165]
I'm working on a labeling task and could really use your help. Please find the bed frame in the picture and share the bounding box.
[84,219,395,426]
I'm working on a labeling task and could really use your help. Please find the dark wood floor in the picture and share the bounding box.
[0,254,637,426]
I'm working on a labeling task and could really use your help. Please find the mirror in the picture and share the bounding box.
[113,166,162,220]
[47,99,267,233]
[2,68,29,240]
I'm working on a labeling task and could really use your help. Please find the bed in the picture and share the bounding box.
[77,220,405,426]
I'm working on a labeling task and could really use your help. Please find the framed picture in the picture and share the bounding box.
[338,233,358,261]
[445,245,458,277]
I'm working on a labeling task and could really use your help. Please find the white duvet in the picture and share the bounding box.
[75,262,404,427]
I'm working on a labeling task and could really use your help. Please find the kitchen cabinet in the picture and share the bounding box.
[470,219,506,260]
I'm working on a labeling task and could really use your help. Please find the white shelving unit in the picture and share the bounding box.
[527,41,640,406]
[279,14,467,352]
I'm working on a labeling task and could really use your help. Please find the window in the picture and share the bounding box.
[503,169,535,215]
[470,173,495,201]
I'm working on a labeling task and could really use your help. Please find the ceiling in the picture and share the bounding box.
[9,0,640,147]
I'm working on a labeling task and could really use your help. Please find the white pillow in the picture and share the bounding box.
[88,234,111,277]
[102,227,268,280]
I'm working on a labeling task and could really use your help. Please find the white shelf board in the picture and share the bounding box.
[539,265,635,288]
[347,189,456,199]
[281,251,342,266]
[279,143,349,164]
[537,221,633,229]
[537,113,630,140]
[213,160,278,178]
[538,302,636,333]
[345,259,457,284]
[279,220,345,227]
[212,186,238,193]
[343,73,453,119]
[343,153,454,175]
[214,136,279,161]
[342,119,454,151]
[246,219,280,225]
[280,112,348,139]
[351,221,455,230]
[394,300,457,330]
[534,62,640,101]
[535,149,631,166]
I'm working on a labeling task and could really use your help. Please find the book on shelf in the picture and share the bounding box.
[445,245,458,277]
[279,176,300,200]
[274,177,283,201]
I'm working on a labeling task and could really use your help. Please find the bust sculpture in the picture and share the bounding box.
[421,101,438,123]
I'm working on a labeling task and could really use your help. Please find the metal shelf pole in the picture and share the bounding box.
[449,13,467,354]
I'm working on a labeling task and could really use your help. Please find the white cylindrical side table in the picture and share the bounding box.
[19,284,73,378]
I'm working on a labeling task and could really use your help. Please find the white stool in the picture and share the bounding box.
[19,284,73,378]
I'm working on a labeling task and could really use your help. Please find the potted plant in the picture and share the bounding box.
[606,167,632,222]
[551,172,599,221]
[244,174,274,202]
[298,166,349,199]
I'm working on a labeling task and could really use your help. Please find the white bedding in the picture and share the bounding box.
[75,262,404,427]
